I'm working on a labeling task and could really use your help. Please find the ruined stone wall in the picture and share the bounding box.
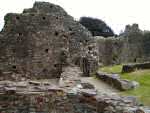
[96,36,150,66]
[96,37,123,65]
[0,88,149,113]
[0,2,98,80]
[0,65,149,113]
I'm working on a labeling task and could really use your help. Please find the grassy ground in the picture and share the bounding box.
[100,65,150,106]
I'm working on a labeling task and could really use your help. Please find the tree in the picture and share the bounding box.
[79,17,114,37]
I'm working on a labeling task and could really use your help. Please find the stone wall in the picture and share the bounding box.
[0,65,149,113]
[122,62,150,73]
[96,36,150,66]
[95,37,123,65]
[0,81,149,113]
[96,71,139,91]
[0,2,98,80]
[96,23,150,66]
[0,82,149,113]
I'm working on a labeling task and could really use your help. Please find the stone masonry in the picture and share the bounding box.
[0,2,98,80]
[0,66,149,113]
[0,2,150,113]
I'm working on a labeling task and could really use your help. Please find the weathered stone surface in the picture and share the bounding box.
[95,36,123,65]
[0,67,148,113]
[95,34,150,66]
[0,2,98,80]
[0,81,148,113]
[81,82,95,89]
[59,66,82,89]
[96,71,139,91]
[122,62,150,73]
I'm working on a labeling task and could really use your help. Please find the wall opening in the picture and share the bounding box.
[82,57,90,76]
[42,17,46,20]
[12,65,16,69]
[50,5,53,8]
[45,49,49,53]
[54,64,57,68]
[69,27,72,31]
[54,31,59,36]
[16,16,20,20]
[134,58,137,62]
[88,46,92,51]
[18,33,23,36]
[43,68,48,73]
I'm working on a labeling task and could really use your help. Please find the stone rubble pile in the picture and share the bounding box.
[0,80,149,113]
[96,71,139,91]
[0,66,149,113]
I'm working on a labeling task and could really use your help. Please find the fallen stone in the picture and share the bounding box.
[131,81,140,89]
[96,71,139,91]
[80,89,97,96]
[81,82,95,89]
[120,79,134,90]
[15,81,28,88]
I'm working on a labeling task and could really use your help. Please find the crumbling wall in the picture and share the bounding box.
[96,35,149,66]
[0,65,149,113]
[0,2,98,80]
[0,88,149,113]
[96,37,123,65]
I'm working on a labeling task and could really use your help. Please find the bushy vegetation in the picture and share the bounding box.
[79,17,114,37]
[100,65,150,106]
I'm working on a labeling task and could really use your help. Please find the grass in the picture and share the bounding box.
[100,65,150,106]
[100,65,122,74]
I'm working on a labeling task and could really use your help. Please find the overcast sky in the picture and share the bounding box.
[0,0,150,34]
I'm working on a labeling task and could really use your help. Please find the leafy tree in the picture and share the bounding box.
[79,17,114,37]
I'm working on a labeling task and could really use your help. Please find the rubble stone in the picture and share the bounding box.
[0,71,148,113]
[96,71,139,91]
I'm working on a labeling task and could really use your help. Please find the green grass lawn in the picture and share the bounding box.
[100,65,150,106]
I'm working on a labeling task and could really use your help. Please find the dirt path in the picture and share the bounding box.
[81,77,119,94]
[39,66,119,95]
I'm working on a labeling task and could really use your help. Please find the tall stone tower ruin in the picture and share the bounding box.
[0,2,98,80]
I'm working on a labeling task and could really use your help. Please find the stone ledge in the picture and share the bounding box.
[96,71,139,91]
[122,62,150,73]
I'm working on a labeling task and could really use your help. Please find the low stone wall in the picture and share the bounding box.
[122,62,150,73]
[0,66,148,113]
[0,81,149,113]
[96,71,139,91]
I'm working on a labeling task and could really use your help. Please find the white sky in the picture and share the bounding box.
[0,0,150,34]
